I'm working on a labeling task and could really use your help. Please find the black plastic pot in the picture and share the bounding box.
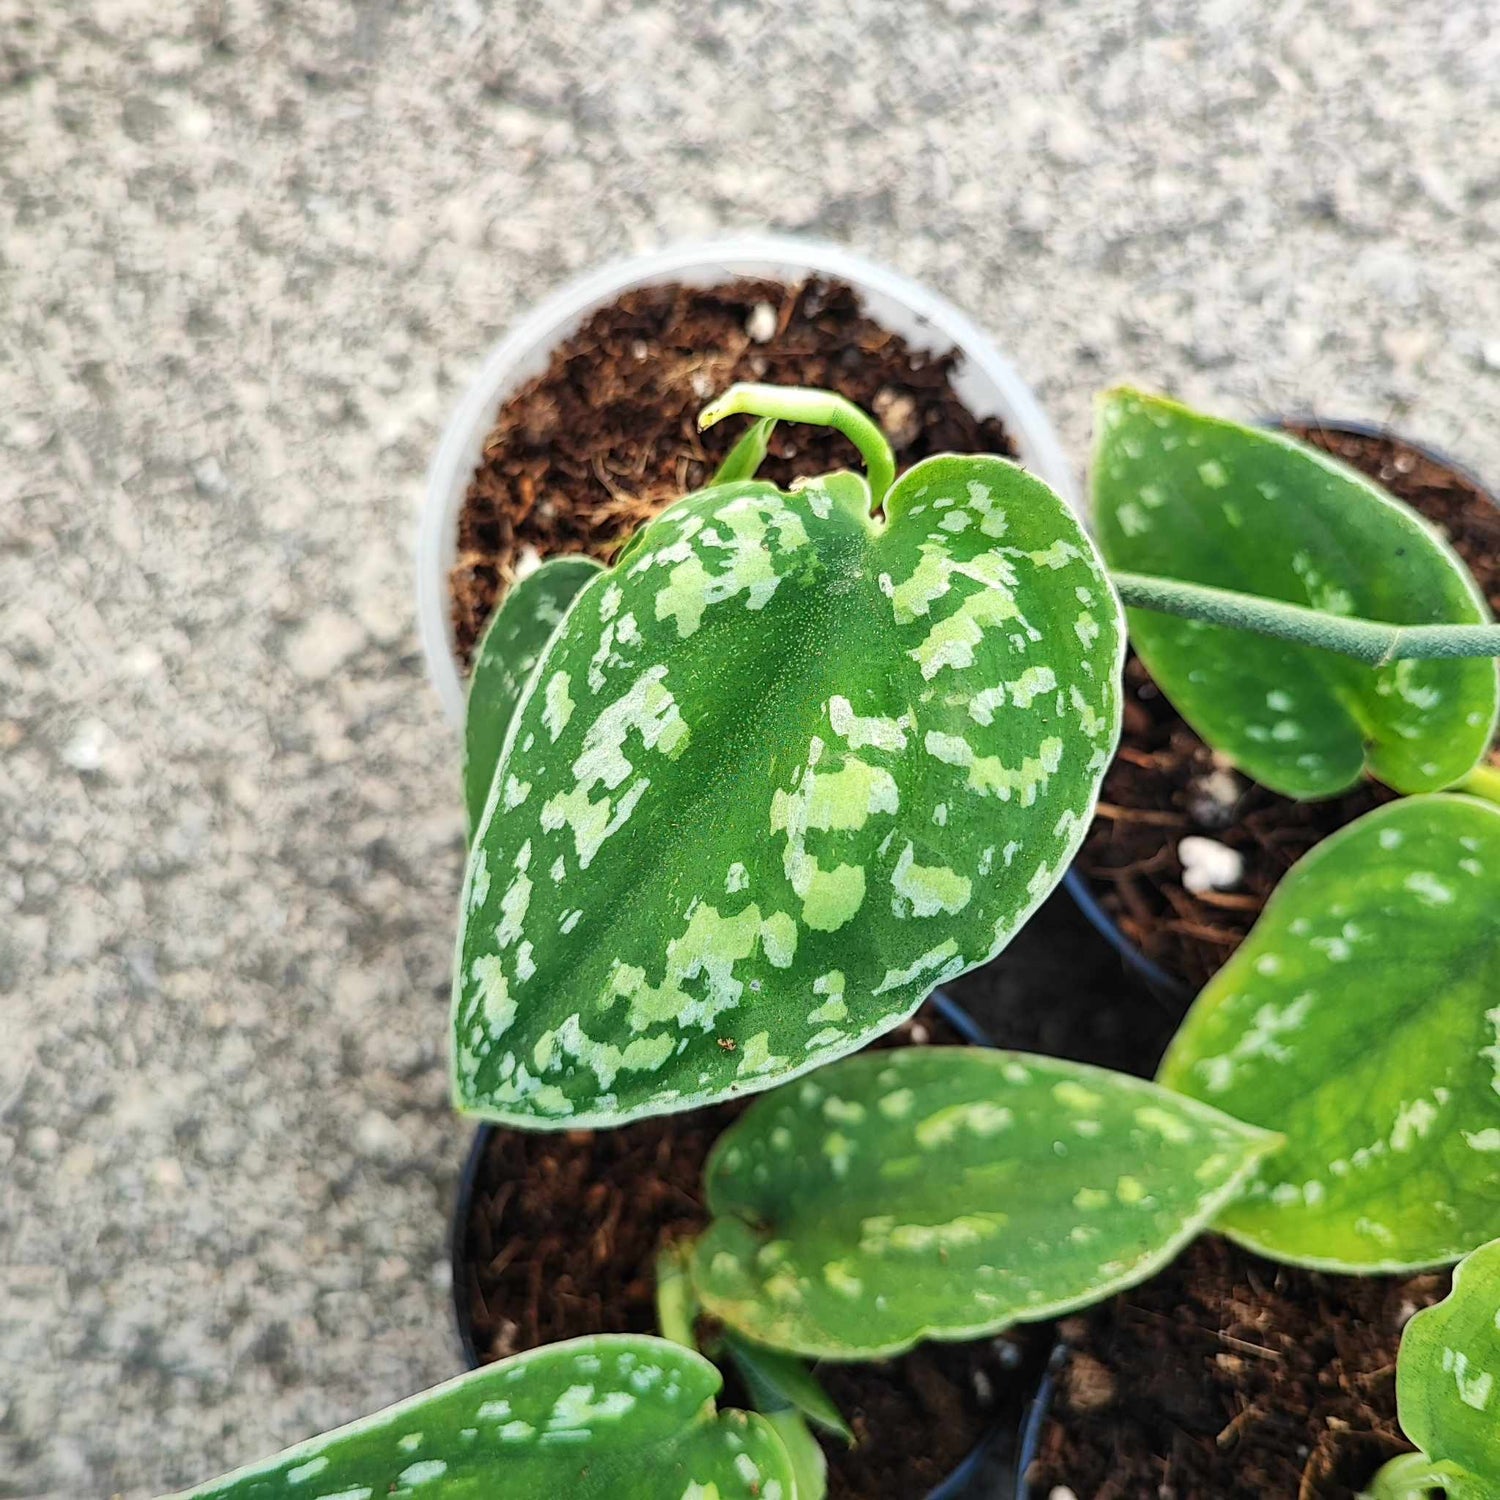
[1012,1345,1064,1498]
[1060,867,1188,1005]
[449,986,1005,1499]
[1064,415,1496,999]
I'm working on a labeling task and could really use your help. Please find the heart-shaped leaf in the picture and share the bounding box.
[465,556,604,836]
[689,1047,1276,1359]
[1159,795,1500,1272]
[1093,390,1497,799]
[1387,1237,1500,1496]
[163,1334,794,1500]
[453,459,1123,1126]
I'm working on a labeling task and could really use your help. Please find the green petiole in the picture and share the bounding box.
[1113,569,1500,666]
[699,383,896,509]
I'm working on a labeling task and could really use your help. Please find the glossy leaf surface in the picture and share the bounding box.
[1093,390,1497,798]
[454,459,1123,1126]
[1160,796,1500,1271]
[163,1334,793,1500]
[465,557,604,836]
[1390,1237,1500,1496]
[691,1047,1276,1358]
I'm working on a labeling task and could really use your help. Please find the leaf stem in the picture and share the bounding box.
[1454,760,1500,805]
[1112,570,1500,666]
[654,1243,700,1350]
[709,416,778,486]
[699,384,895,509]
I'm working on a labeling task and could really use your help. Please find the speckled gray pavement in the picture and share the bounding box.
[3,2,1498,1496]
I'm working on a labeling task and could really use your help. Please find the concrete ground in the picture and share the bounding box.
[2,2,1497,1495]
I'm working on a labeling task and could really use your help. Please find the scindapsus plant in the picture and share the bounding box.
[163,1335,799,1500]
[159,384,1500,1499]
[454,385,1128,1127]
[1076,391,1500,996]
[453,383,1500,1131]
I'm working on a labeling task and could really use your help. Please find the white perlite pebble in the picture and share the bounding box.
[745,302,778,343]
[1178,836,1245,894]
[1187,767,1241,828]
[1048,1488,1079,1500]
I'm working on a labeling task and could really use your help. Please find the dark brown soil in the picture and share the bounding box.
[1077,424,1500,991]
[450,276,1016,664]
[1026,1236,1452,1500]
[947,885,1183,1081]
[454,1004,1030,1499]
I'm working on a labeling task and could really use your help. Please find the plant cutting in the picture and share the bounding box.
[452,385,1500,1131]
[447,365,1126,1489]
[1097,394,1497,802]
[1075,396,1500,995]
[433,249,1132,1114]
[452,384,1129,1128]
[635,1037,1279,1500]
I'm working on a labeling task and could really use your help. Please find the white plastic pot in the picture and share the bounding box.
[418,233,1078,728]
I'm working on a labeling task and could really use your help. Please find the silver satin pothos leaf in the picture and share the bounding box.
[161,1334,794,1500]
[691,1048,1277,1360]
[453,458,1124,1126]
[1159,794,1500,1272]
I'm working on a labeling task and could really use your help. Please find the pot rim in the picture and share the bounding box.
[1066,413,1495,999]
[417,231,1079,727]
[447,986,998,1497]
[1013,1343,1065,1498]
[1262,414,1495,500]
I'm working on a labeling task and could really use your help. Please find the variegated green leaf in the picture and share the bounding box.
[162,1334,795,1500]
[1093,390,1498,799]
[1386,1237,1500,1496]
[690,1047,1276,1359]
[1159,796,1500,1272]
[465,556,604,836]
[453,459,1123,1127]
